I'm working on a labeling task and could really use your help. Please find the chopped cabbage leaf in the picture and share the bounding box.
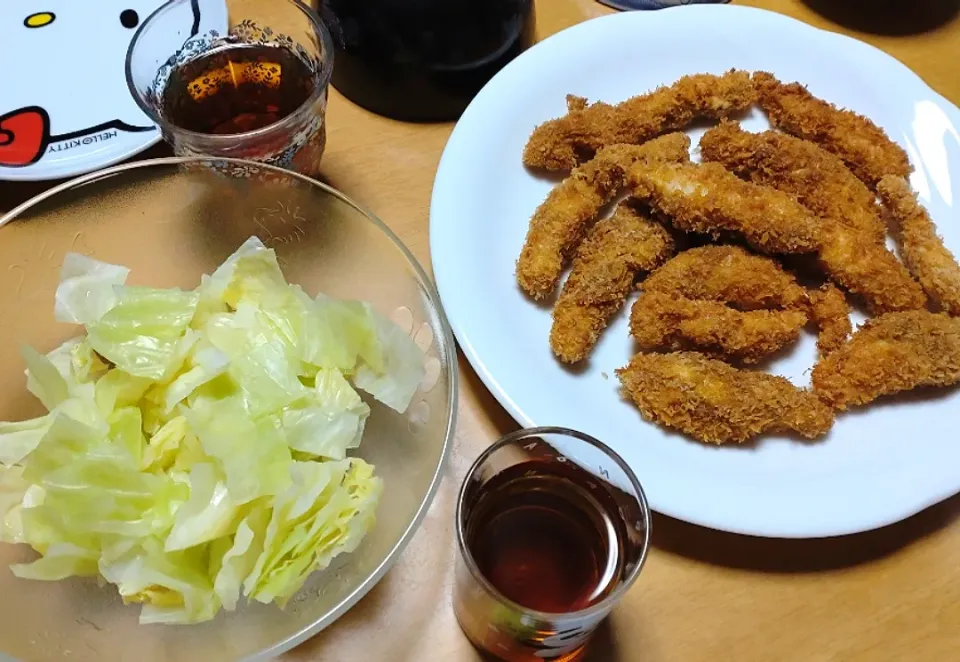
[54,388,109,437]
[54,253,130,325]
[44,337,82,383]
[141,416,190,472]
[162,345,229,414]
[42,338,109,401]
[108,406,146,468]
[22,345,69,411]
[0,466,27,543]
[17,410,103,482]
[353,305,424,413]
[68,338,110,383]
[165,463,240,552]
[204,311,306,417]
[303,295,379,374]
[87,286,198,380]
[95,369,152,416]
[99,537,220,625]
[0,416,52,467]
[0,237,407,624]
[221,248,289,311]
[14,400,185,553]
[244,458,381,606]
[282,368,369,459]
[199,236,273,307]
[214,505,270,611]
[24,449,186,541]
[184,395,292,504]
[11,542,100,580]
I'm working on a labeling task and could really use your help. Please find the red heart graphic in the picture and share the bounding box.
[0,107,50,167]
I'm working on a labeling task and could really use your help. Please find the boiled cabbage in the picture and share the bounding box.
[53,253,130,325]
[0,237,423,624]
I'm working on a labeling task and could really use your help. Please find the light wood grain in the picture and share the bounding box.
[3,1,960,660]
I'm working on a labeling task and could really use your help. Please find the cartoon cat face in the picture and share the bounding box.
[7,1,172,136]
[1,0,228,176]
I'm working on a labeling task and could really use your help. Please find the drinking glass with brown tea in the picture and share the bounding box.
[455,427,651,661]
[126,0,333,175]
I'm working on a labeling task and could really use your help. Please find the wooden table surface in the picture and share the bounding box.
[3,1,960,660]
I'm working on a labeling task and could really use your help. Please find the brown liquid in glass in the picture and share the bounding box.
[466,461,625,613]
[161,44,315,135]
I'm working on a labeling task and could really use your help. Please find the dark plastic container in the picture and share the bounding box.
[317,0,535,122]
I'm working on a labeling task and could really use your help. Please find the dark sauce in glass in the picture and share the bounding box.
[161,44,316,135]
[318,0,535,121]
[465,460,625,613]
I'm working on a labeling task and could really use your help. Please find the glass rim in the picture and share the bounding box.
[455,426,652,621]
[124,0,335,144]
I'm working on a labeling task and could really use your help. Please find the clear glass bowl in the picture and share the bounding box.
[0,158,457,661]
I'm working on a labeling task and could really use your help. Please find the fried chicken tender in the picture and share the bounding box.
[628,161,820,255]
[753,71,911,189]
[817,225,927,314]
[550,202,675,363]
[809,283,852,356]
[617,351,835,444]
[630,292,807,364]
[517,133,691,299]
[642,245,809,310]
[699,120,886,243]
[812,311,960,410]
[698,121,925,313]
[523,70,755,171]
[877,175,960,316]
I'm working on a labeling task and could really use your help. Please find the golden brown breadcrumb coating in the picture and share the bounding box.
[808,283,852,356]
[698,121,925,313]
[566,94,588,112]
[617,351,834,444]
[641,245,808,310]
[630,292,806,364]
[523,70,755,171]
[628,161,820,255]
[812,311,960,410]
[817,225,927,314]
[550,202,675,364]
[516,133,691,299]
[699,120,886,243]
[752,71,911,189]
[877,175,960,316]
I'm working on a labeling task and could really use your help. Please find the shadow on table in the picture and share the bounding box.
[802,0,960,36]
[653,489,960,572]
[460,354,522,439]
[580,620,620,662]
[479,619,620,662]
[0,178,65,214]
[0,144,173,216]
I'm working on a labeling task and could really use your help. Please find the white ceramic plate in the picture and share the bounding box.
[0,0,226,181]
[430,5,960,538]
